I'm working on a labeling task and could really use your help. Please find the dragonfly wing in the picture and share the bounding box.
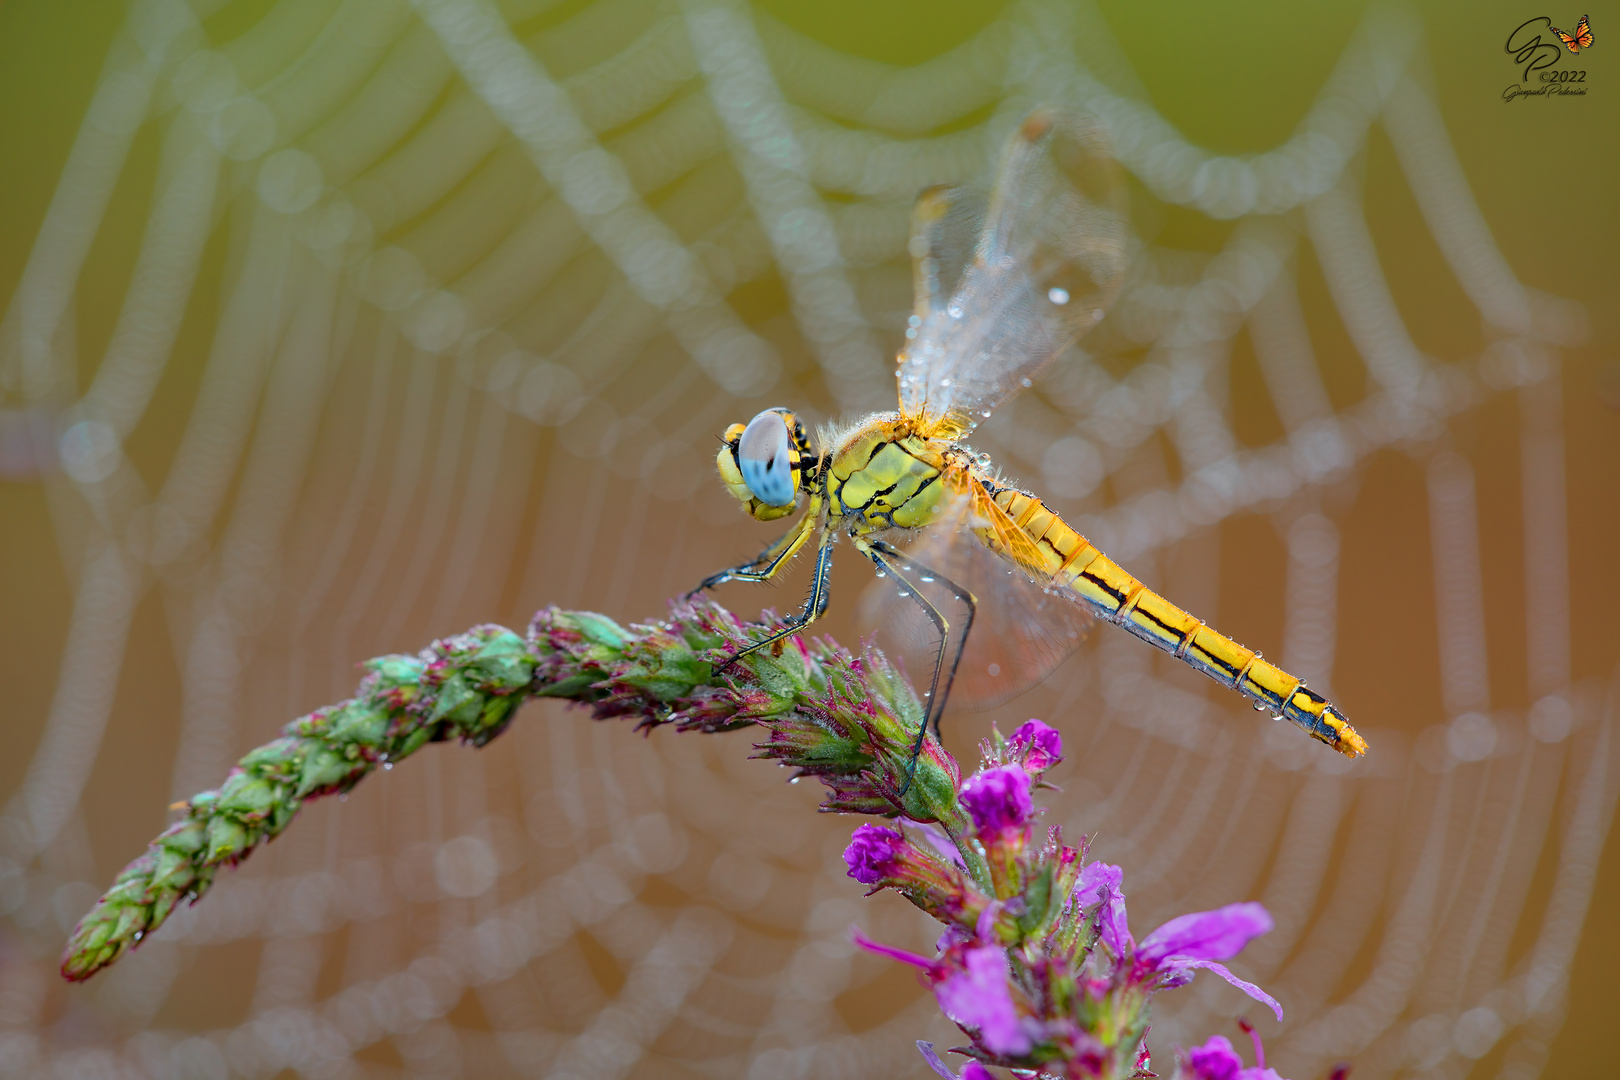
[897,111,1129,433]
[858,485,1093,711]
[909,184,988,322]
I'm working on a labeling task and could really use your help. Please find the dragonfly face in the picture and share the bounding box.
[716,407,817,522]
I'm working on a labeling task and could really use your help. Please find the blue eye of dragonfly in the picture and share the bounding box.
[737,409,796,506]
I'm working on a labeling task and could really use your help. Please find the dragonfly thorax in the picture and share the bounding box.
[825,414,952,533]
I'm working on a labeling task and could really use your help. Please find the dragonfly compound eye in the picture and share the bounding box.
[736,409,798,507]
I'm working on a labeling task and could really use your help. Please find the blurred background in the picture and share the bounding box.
[2,0,1617,1077]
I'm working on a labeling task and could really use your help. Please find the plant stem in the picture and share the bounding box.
[61,599,960,981]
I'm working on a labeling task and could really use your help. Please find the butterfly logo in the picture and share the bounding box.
[1550,14,1594,52]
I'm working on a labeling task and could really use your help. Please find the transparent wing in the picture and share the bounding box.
[897,110,1128,434]
[909,183,988,321]
[858,485,1093,711]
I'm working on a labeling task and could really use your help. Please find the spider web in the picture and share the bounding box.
[0,1,1612,1078]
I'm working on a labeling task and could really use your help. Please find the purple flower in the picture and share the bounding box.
[858,933,1033,1058]
[844,825,986,926]
[1185,1034,1289,1080]
[1095,883,1283,1021]
[935,946,1032,1056]
[1137,902,1281,1020]
[844,824,907,885]
[960,764,1034,834]
[1009,720,1062,772]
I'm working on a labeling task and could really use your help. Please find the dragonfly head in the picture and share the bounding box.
[717,408,816,521]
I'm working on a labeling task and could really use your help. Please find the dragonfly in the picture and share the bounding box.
[693,110,1367,763]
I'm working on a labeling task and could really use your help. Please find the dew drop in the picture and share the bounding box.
[897,590,911,597]
[988,663,1001,677]
[382,762,393,771]
[875,571,886,578]
[132,931,143,942]
[981,410,992,419]
[1021,378,1033,388]
[947,303,963,319]
[1048,287,1070,305]
[919,575,934,583]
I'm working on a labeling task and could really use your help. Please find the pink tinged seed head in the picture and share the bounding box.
[959,764,1034,834]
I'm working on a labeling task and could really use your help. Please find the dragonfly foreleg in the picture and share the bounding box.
[689,512,817,595]
[716,534,836,671]
[857,537,976,790]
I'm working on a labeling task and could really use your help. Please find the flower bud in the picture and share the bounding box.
[1009,720,1062,774]
[845,824,908,885]
[960,764,1034,834]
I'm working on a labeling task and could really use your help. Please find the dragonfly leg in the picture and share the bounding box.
[688,512,817,596]
[716,533,836,671]
[856,537,976,792]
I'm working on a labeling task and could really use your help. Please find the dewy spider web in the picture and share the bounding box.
[0,1,1612,1078]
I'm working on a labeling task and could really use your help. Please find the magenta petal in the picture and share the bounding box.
[916,822,968,868]
[1074,863,1129,954]
[1139,902,1273,965]
[934,946,1032,1056]
[1082,876,1131,956]
[1168,959,1284,1021]
[852,926,934,971]
[1074,861,1122,903]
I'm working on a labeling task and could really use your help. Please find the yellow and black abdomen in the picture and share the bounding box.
[984,483,1367,758]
